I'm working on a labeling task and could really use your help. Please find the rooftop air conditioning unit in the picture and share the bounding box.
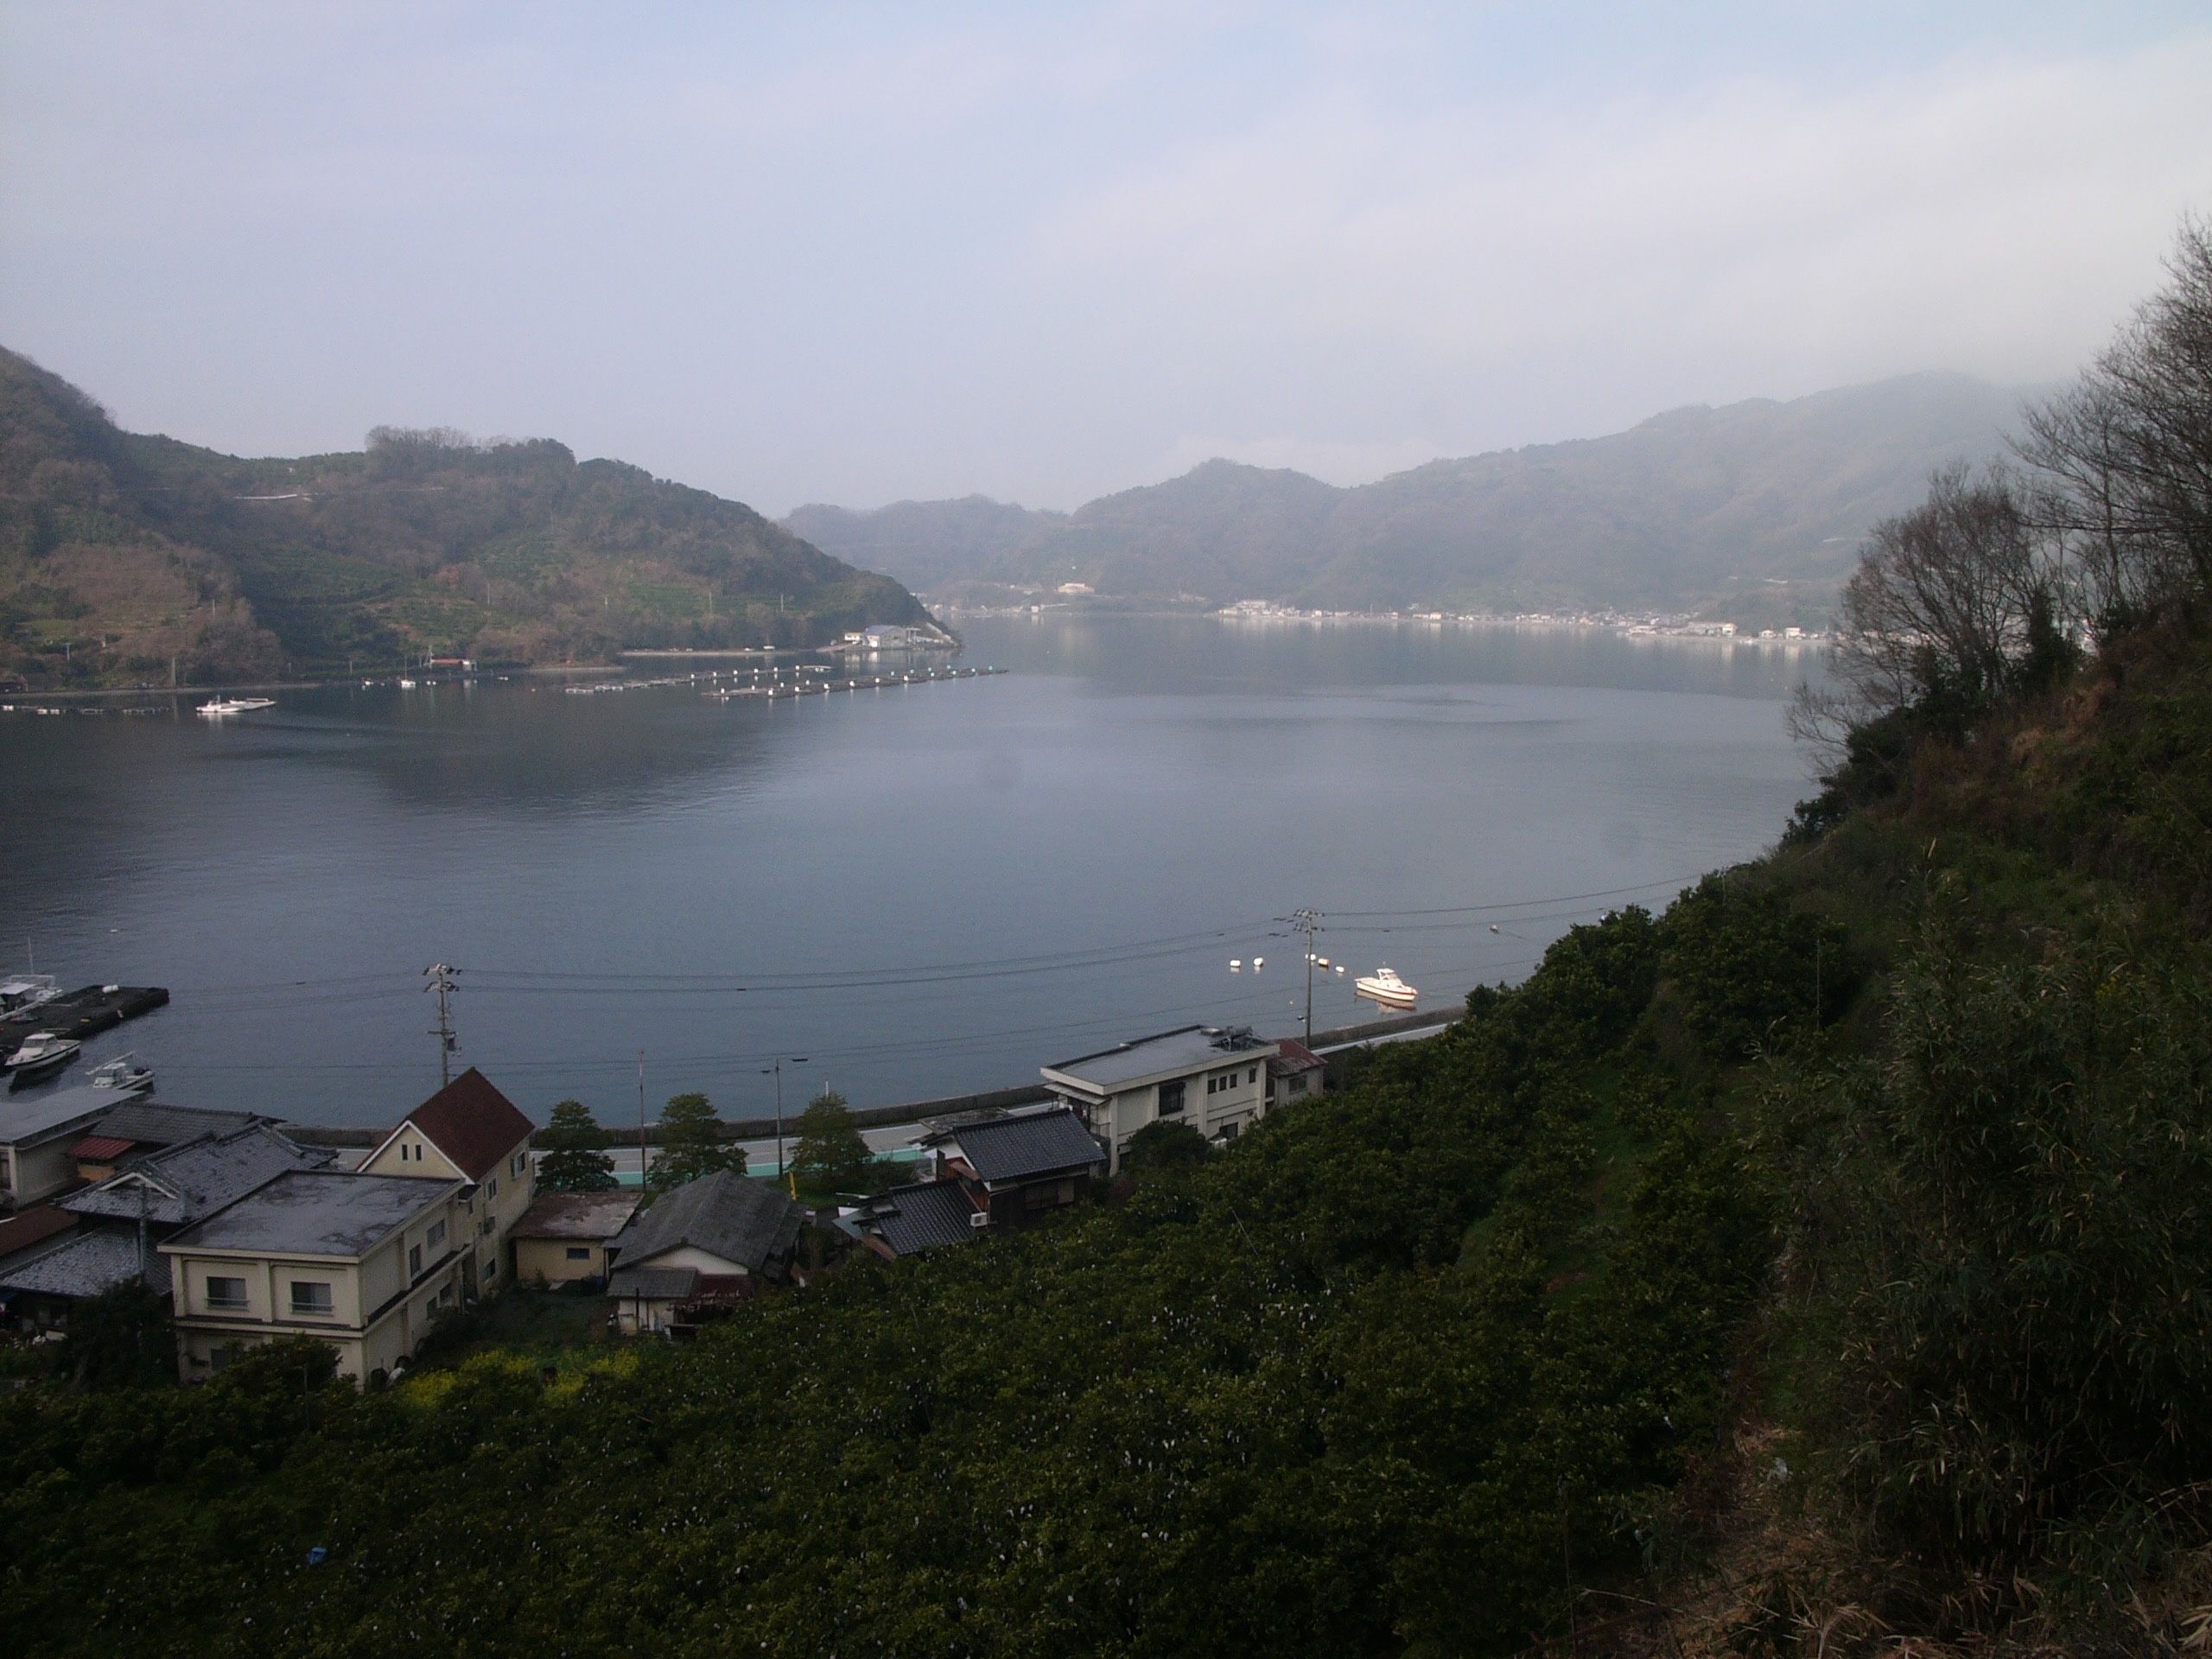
[969,1211,990,1230]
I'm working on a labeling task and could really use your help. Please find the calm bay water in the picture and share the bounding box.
[0,616,1818,1127]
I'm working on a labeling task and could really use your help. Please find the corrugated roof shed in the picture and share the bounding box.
[607,1170,805,1277]
[1268,1038,1325,1077]
[861,1179,977,1256]
[937,1108,1105,1183]
[394,1068,533,1180]
[606,1265,698,1301]
[513,1190,639,1242]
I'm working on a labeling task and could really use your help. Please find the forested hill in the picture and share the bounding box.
[786,372,2027,615]
[0,348,934,687]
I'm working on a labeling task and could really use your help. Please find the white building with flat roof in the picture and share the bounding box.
[1040,1025,1278,1172]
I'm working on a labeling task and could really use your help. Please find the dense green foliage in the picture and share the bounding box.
[789,1091,869,1193]
[0,350,931,685]
[646,1092,744,1192]
[535,1099,618,1192]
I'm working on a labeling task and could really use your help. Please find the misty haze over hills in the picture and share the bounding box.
[787,373,2032,617]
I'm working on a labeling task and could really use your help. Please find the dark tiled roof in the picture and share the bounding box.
[607,1170,805,1277]
[0,1230,151,1300]
[0,1205,76,1264]
[85,1102,265,1147]
[862,1179,978,1256]
[607,1265,698,1300]
[513,1191,639,1242]
[398,1069,533,1180]
[939,1108,1105,1183]
[61,1126,336,1228]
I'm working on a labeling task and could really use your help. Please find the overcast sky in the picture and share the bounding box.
[4,3,2209,515]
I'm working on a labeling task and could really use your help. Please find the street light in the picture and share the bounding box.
[760,1058,809,1178]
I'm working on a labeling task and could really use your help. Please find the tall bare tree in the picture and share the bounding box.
[2018,219,2212,619]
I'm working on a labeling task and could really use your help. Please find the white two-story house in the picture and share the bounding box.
[1040,1025,1279,1172]
[161,1170,465,1382]
[359,1068,535,1297]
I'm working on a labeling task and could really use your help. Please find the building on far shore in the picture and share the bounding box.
[1040,1026,1279,1173]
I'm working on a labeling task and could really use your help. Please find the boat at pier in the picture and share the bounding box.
[4,1031,81,1083]
[0,974,61,1015]
[86,1052,155,1094]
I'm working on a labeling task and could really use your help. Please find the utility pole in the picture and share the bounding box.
[423,963,460,1086]
[760,1058,809,1183]
[1280,909,1321,1041]
[637,1049,648,1188]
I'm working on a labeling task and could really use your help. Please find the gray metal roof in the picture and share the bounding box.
[0,1230,153,1300]
[513,1190,639,1242]
[86,1102,267,1147]
[0,1085,118,1148]
[162,1172,458,1258]
[61,1126,336,1227]
[862,1180,978,1255]
[1042,1025,1275,1091]
[936,1108,1105,1183]
[606,1170,804,1276]
[607,1265,698,1300]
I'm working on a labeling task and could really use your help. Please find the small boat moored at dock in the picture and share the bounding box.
[1354,967,1420,1009]
[0,973,61,1016]
[86,1052,156,1094]
[5,1031,82,1083]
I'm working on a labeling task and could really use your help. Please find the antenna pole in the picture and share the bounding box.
[423,963,461,1086]
[1280,909,1320,1041]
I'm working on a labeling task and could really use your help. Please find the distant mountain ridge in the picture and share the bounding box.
[0,347,931,687]
[787,373,2031,615]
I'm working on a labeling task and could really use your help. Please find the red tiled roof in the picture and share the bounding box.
[398,1068,532,1181]
[68,1135,139,1162]
[0,1205,76,1263]
[1268,1038,1325,1074]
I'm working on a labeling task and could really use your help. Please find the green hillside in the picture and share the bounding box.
[787,372,2028,614]
[0,352,933,687]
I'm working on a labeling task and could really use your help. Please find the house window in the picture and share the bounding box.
[1287,1074,1307,1096]
[1157,1079,1185,1116]
[483,1256,498,1281]
[428,1220,446,1249]
[1248,1067,1257,1085]
[410,1243,423,1277]
[208,1344,235,1371]
[486,1175,498,1199]
[289,1281,335,1316]
[511,1150,526,1179]
[565,1246,591,1262]
[206,1275,247,1311]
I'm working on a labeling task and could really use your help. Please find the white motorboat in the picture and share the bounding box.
[0,973,61,1015]
[86,1052,155,1094]
[196,696,276,717]
[5,1031,81,1081]
[1354,967,1419,1008]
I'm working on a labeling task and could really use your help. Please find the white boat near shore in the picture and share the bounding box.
[1354,966,1419,1008]
[196,696,276,717]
